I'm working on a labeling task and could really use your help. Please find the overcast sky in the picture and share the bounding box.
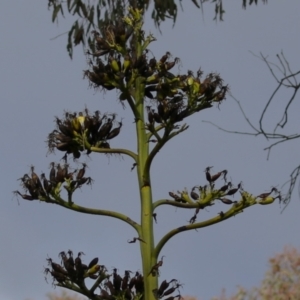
[1,1,300,300]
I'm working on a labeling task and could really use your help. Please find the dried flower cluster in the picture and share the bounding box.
[14,163,92,202]
[48,109,122,159]
[45,251,182,300]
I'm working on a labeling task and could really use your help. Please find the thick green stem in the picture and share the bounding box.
[134,34,157,299]
[135,87,157,299]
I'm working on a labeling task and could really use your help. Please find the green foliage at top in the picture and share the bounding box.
[47,0,268,58]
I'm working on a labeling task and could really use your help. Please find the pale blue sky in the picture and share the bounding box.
[0,1,300,299]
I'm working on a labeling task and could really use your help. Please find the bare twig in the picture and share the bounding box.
[204,51,300,208]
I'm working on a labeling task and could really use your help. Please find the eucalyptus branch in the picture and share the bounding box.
[91,146,138,162]
[40,194,140,232]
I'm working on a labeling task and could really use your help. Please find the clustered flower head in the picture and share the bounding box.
[48,109,123,159]
[168,166,282,224]
[14,162,92,202]
[84,7,229,130]
[45,250,182,300]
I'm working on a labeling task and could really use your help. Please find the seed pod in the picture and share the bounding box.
[75,263,88,279]
[88,257,99,269]
[73,150,81,159]
[56,117,72,136]
[18,174,31,190]
[14,190,34,201]
[55,164,64,183]
[47,268,68,283]
[41,173,52,194]
[60,251,76,279]
[110,57,120,73]
[152,111,162,123]
[30,166,42,189]
[135,273,144,294]
[219,198,236,205]
[169,192,184,203]
[162,286,177,297]
[84,264,100,278]
[98,118,113,139]
[226,182,242,196]
[165,57,179,71]
[49,162,56,183]
[76,176,93,187]
[67,250,75,267]
[61,164,69,180]
[123,53,132,73]
[71,114,81,133]
[47,258,68,276]
[146,106,154,124]
[128,276,136,290]
[90,111,103,138]
[105,280,116,295]
[210,171,223,183]
[190,187,199,200]
[219,182,232,192]
[77,112,86,129]
[75,251,84,270]
[122,270,132,290]
[158,280,169,297]
[106,121,122,140]
[55,143,70,152]
[258,196,276,205]
[256,187,278,199]
[113,268,122,291]
[205,166,213,183]
[160,51,171,64]
[76,163,87,180]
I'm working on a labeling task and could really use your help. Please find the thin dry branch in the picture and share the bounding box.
[249,52,300,134]
[204,70,300,208]
[281,164,300,211]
